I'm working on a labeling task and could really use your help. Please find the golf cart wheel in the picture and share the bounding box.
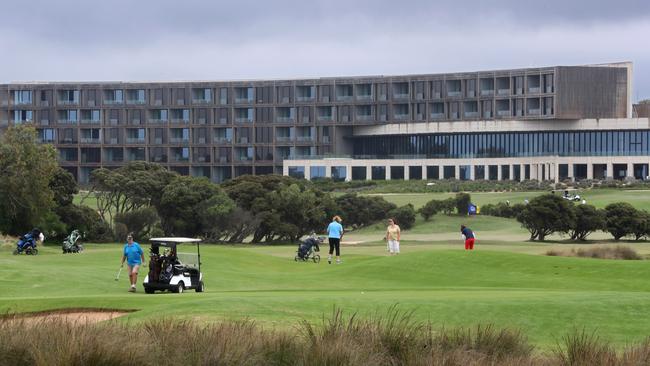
[174,282,185,294]
[313,254,321,263]
[196,281,204,293]
[144,287,155,294]
[31,248,38,255]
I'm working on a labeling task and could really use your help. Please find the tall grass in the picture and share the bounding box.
[1,309,650,365]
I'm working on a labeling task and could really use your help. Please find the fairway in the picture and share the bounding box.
[2,240,650,349]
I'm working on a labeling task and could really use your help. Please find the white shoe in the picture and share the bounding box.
[336,259,342,264]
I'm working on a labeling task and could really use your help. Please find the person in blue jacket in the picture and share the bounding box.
[327,216,344,264]
[120,234,145,292]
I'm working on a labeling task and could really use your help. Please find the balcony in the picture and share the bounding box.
[336,95,353,102]
[171,118,189,124]
[464,112,479,118]
[80,119,101,125]
[80,138,101,144]
[194,155,211,163]
[58,100,78,106]
[192,98,211,104]
[528,87,541,94]
[356,115,374,122]
[296,96,315,102]
[105,138,120,144]
[150,155,167,163]
[497,89,510,96]
[148,118,167,124]
[235,117,252,123]
[356,94,373,101]
[527,109,541,116]
[317,115,333,122]
[234,97,253,104]
[126,138,146,144]
[126,99,146,105]
[296,136,313,142]
[214,137,232,144]
[169,137,189,144]
[393,93,409,99]
[216,156,230,163]
[103,99,123,105]
[394,114,409,121]
[237,155,252,162]
[480,90,494,96]
[60,138,78,144]
[430,113,445,120]
[57,120,78,125]
[276,136,293,142]
[447,91,461,97]
[276,116,294,123]
[497,110,511,117]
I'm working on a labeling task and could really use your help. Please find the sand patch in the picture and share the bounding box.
[4,308,134,324]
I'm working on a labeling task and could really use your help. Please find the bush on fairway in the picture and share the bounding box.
[570,205,606,241]
[604,202,640,241]
[454,192,471,215]
[335,193,397,229]
[516,194,575,241]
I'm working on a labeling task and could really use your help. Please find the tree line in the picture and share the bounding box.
[0,126,416,242]
[481,195,650,242]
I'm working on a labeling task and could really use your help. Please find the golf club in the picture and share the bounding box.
[115,266,123,281]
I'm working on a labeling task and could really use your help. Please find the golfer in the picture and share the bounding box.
[385,218,401,255]
[327,216,344,264]
[461,224,476,250]
[120,234,145,292]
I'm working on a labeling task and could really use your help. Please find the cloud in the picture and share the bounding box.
[1,0,649,99]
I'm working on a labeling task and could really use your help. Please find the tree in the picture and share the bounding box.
[455,193,472,215]
[54,203,112,241]
[604,202,639,241]
[632,210,650,241]
[266,184,330,242]
[516,194,575,241]
[0,126,59,235]
[418,199,441,221]
[158,176,235,238]
[334,193,396,229]
[570,205,605,241]
[388,204,417,230]
[440,198,456,215]
[114,207,160,240]
[49,168,78,207]
[88,161,177,225]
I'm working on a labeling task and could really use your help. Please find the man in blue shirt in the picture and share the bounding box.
[120,234,145,292]
[327,216,344,264]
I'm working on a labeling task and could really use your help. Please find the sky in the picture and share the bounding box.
[1,0,650,101]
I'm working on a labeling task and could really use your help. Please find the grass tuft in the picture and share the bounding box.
[545,246,642,260]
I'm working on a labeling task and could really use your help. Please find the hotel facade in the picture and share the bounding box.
[1,62,648,183]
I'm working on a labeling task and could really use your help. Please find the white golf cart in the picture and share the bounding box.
[143,237,204,294]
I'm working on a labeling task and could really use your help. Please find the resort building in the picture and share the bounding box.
[1,61,647,183]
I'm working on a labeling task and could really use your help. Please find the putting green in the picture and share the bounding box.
[2,240,650,349]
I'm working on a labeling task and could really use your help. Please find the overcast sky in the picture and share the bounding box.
[2,0,650,100]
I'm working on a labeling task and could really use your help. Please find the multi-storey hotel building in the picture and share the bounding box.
[1,62,648,183]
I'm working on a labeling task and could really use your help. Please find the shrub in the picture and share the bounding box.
[417,199,441,221]
[454,192,471,215]
[604,202,639,240]
[55,204,112,242]
[387,204,416,230]
[335,193,396,229]
[570,205,606,241]
[632,210,650,241]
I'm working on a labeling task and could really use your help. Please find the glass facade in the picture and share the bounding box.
[353,130,650,158]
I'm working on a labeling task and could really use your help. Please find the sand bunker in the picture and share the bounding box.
[4,309,133,324]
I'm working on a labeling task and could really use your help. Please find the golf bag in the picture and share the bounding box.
[297,237,320,260]
[62,229,83,253]
[14,229,41,255]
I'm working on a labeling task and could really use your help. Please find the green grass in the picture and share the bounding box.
[370,188,650,211]
[2,240,650,349]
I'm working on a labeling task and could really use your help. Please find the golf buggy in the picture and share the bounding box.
[62,229,84,253]
[143,237,204,294]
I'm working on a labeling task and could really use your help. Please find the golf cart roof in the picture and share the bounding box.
[150,237,202,244]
